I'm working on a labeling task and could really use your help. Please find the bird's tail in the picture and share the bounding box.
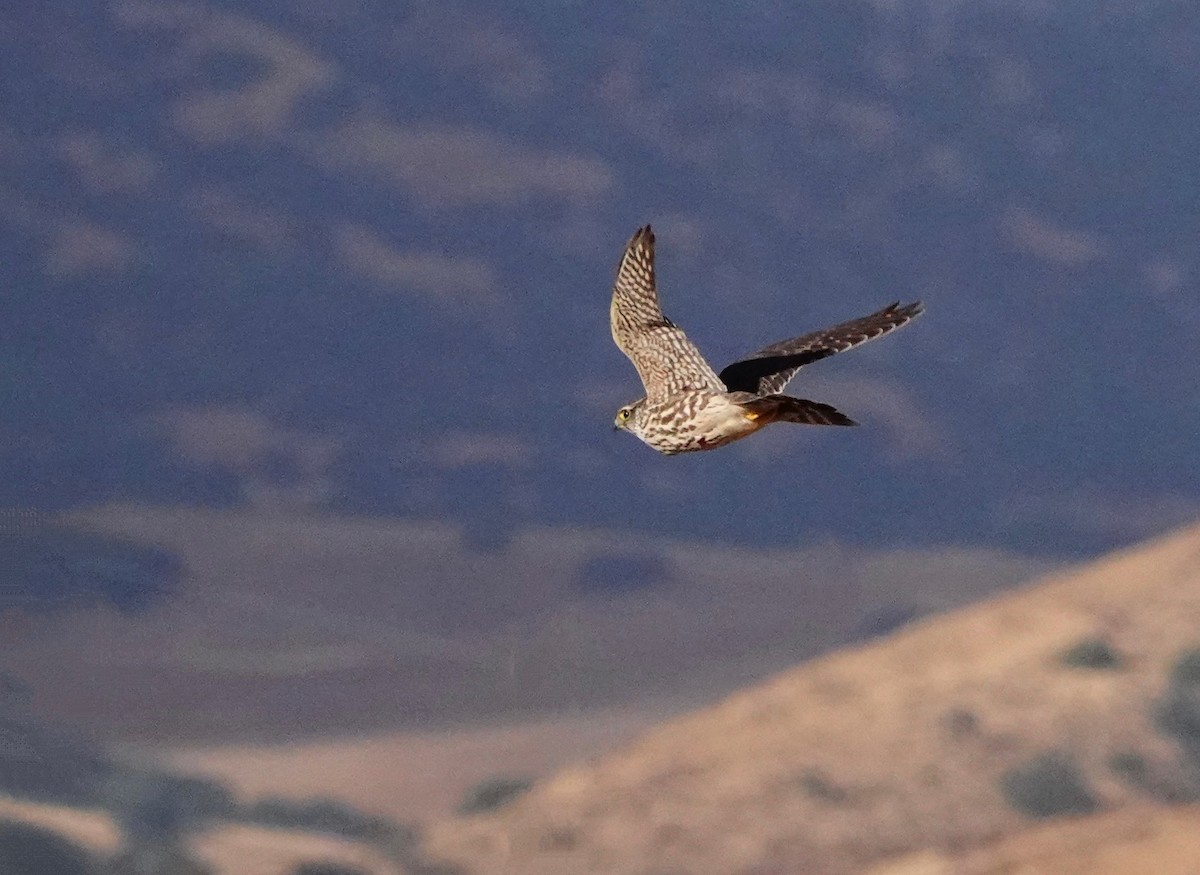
[743,395,857,427]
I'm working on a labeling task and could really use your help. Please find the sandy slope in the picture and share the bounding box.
[866,804,1200,875]
[7,520,1200,874]
[423,519,1200,875]
[0,794,401,875]
[156,704,670,822]
[8,505,1045,742]
[0,795,122,857]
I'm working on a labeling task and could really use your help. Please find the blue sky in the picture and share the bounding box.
[2,0,1199,575]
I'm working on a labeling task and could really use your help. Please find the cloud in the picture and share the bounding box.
[923,143,980,194]
[735,375,949,464]
[607,62,898,171]
[710,69,822,123]
[115,1,336,144]
[392,5,550,104]
[44,222,137,278]
[157,405,339,508]
[1001,207,1107,266]
[0,142,141,279]
[188,186,297,254]
[987,56,1036,107]
[158,406,334,470]
[58,132,160,195]
[423,431,533,470]
[334,224,498,306]
[597,51,715,167]
[1141,256,1199,327]
[828,97,901,147]
[111,0,203,29]
[317,119,614,209]
[834,377,948,459]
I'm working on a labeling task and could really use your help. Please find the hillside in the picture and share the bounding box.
[866,804,1200,875]
[6,504,1043,743]
[423,519,1200,874]
[0,795,403,875]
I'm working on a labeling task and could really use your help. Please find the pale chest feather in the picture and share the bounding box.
[642,394,762,453]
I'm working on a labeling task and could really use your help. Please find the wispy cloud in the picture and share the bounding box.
[334,224,498,308]
[156,405,339,508]
[187,186,298,254]
[1141,255,1200,327]
[158,405,335,470]
[0,140,142,279]
[710,69,822,124]
[724,379,943,466]
[1001,207,1107,267]
[793,375,949,462]
[392,5,550,104]
[423,431,533,470]
[58,132,160,195]
[316,120,614,209]
[44,222,137,279]
[596,51,710,167]
[115,1,336,144]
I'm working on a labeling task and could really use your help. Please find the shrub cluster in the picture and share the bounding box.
[999,750,1097,818]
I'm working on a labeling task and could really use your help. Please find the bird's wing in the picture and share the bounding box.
[610,225,724,403]
[719,300,924,395]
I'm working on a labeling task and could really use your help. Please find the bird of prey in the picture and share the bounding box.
[610,225,923,455]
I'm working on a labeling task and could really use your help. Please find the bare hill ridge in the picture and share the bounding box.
[425,520,1200,875]
[7,504,1043,742]
[0,795,401,875]
[865,803,1200,875]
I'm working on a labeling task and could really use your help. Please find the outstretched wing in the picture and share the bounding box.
[719,301,924,395]
[610,225,724,403]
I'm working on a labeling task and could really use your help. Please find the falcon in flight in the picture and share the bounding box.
[610,225,923,454]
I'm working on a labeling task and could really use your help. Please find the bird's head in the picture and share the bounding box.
[613,399,647,435]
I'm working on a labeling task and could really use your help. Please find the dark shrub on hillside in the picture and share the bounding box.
[104,843,212,875]
[1000,751,1098,818]
[854,603,918,640]
[1108,749,1199,803]
[101,770,235,842]
[293,863,369,875]
[942,707,979,739]
[1059,636,1123,670]
[796,768,848,803]
[0,820,95,875]
[0,713,113,806]
[458,776,532,815]
[1155,647,1200,776]
[1170,649,1200,685]
[242,797,401,844]
[1107,750,1149,784]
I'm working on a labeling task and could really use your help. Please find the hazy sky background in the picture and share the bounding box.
[2,1,1200,734]
[4,0,1199,556]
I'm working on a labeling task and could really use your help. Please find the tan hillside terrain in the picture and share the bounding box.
[0,794,402,875]
[8,504,1045,744]
[0,795,122,858]
[157,703,669,822]
[424,520,1200,875]
[867,804,1200,874]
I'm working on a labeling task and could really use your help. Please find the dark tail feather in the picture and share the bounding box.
[746,395,857,427]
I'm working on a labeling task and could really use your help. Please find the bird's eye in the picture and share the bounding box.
[619,408,631,420]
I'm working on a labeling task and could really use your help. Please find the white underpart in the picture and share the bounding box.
[639,394,760,453]
[693,395,758,441]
